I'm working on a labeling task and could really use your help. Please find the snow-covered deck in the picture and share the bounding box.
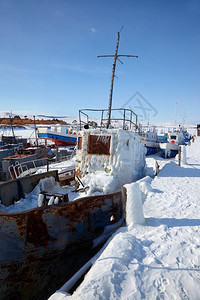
[50,137,200,299]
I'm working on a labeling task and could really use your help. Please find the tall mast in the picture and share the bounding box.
[9,114,16,142]
[33,115,39,147]
[175,101,178,127]
[97,29,138,128]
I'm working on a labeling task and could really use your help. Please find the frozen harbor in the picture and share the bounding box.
[1,125,200,299]
[50,137,200,299]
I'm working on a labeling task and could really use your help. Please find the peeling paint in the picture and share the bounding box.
[0,191,123,299]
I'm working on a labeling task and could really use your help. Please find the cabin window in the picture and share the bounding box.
[78,137,82,150]
[87,135,111,155]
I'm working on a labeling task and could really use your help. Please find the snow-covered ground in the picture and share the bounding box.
[1,125,200,299]
[50,137,200,300]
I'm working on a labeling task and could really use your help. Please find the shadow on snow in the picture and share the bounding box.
[147,217,200,227]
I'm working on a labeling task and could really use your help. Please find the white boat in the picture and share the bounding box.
[160,131,185,158]
[140,130,160,156]
[38,124,77,146]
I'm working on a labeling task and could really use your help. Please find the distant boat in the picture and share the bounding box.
[37,124,77,146]
[159,131,185,158]
[140,130,160,155]
[181,128,192,144]
[1,135,27,145]
[157,132,168,143]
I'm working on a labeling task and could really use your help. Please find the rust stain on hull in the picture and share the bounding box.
[87,134,111,155]
[0,191,123,299]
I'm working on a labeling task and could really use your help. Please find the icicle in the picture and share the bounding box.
[38,193,44,207]
[48,196,54,206]
[54,197,59,204]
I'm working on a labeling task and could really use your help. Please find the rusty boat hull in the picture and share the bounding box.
[0,191,123,300]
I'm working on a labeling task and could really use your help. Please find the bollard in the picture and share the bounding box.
[154,160,159,176]
[122,183,145,227]
[181,145,187,165]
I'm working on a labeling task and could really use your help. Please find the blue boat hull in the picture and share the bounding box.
[38,132,77,146]
[160,148,178,158]
[145,146,160,156]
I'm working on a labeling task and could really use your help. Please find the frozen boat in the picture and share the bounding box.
[37,124,77,146]
[160,131,185,158]
[140,131,160,155]
[2,145,54,180]
[77,108,146,190]
[181,128,192,144]
[0,115,28,147]
[0,171,123,300]
[0,108,146,299]
[0,135,27,146]
[0,143,24,180]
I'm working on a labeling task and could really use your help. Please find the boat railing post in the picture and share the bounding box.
[135,114,138,131]
[13,165,18,179]
[101,110,104,128]
[165,143,168,159]
[178,146,181,166]
[130,110,132,130]
[79,110,81,130]
[123,109,125,129]
[47,158,49,172]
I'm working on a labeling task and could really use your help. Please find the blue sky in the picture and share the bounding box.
[0,0,199,124]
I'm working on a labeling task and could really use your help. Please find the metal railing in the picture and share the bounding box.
[79,108,138,131]
[8,157,48,179]
[8,153,75,180]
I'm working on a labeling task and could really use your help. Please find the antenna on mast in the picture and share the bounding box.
[182,109,185,127]
[175,102,178,127]
[119,25,124,33]
[97,28,138,128]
